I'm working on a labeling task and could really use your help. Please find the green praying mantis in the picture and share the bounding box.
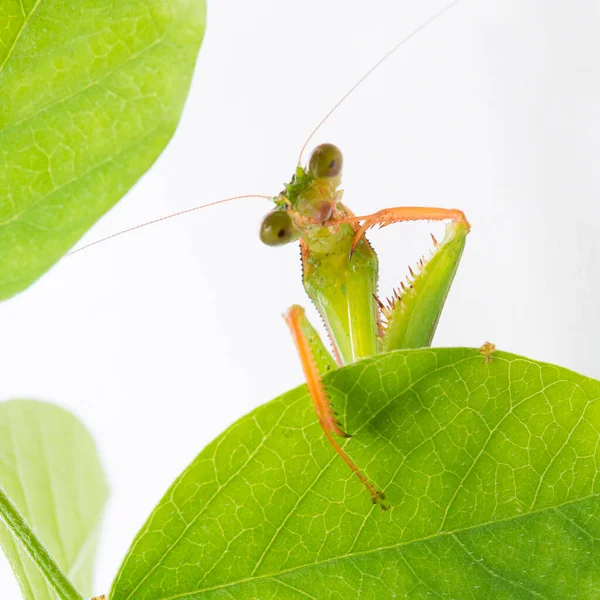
[73,1,470,510]
[260,143,469,508]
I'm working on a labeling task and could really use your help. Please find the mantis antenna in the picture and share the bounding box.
[297,0,462,165]
[68,195,272,255]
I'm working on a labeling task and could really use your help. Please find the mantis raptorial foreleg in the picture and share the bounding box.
[342,206,469,253]
[284,305,388,509]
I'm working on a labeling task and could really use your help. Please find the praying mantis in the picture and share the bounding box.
[261,143,469,508]
[72,1,469,509]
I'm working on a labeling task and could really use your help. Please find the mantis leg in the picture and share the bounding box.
[343,206,469,252]
[337,207,470,351]
[284,305,387,508]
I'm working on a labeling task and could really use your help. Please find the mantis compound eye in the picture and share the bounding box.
[308,143,343,179]
[259,210,300,246]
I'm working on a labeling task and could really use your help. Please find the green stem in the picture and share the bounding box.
[0,485,84,600]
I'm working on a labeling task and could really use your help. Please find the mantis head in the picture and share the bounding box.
[259,143,344,246]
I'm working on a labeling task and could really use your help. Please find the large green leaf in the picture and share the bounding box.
[110,349,600,599]
[0,0,206,301]
[0,400,108,599]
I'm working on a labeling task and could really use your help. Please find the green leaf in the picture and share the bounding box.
[0,0,206,301]
[0,400,108,599]
[110,349,600,599]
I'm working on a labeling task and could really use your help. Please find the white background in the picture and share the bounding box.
[1,0,600,596]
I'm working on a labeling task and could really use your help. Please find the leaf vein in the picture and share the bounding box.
[116,399,300,600]
[0,0,43,76]
[158,482,600,599]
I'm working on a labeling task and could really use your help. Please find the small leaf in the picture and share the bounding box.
[0,400,108,599]
[0,0,206,301]
[110,349,600,599]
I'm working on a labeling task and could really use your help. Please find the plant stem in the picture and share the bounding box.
[0,485,84,600]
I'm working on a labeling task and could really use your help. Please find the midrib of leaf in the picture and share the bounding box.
[157,492,600,600]
[0,0,43,74]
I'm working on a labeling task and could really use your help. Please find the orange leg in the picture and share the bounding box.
[284,305,388,509]
[338,206,469,253]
